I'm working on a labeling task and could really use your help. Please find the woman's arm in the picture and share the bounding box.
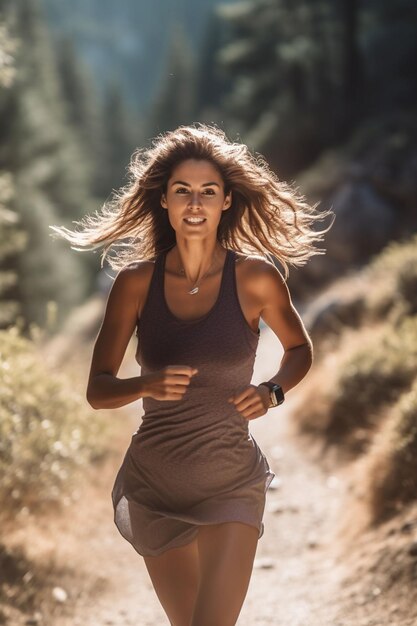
[86,264,146,409]
[229,259,313,419]
[86,263,198,410]
[257,261,313,394]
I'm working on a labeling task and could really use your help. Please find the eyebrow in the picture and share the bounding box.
[171,180,220,188]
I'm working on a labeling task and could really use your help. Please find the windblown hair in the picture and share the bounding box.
[50,123,334,280]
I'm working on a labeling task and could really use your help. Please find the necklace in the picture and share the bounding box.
[178,251,220,295]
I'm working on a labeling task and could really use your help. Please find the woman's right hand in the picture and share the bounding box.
[141,365,198,401]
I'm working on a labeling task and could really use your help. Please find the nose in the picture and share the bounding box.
[187,191,202,209]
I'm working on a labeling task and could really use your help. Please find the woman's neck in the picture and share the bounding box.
[167,240,225,285]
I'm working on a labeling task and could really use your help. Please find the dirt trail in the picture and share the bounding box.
[7,326,415,625]
[41,326,350,626]
[58,400,348,626]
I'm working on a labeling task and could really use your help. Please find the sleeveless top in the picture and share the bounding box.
[111,247,275,556]
[133,247,262,461]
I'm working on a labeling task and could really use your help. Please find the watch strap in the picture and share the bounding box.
[259,381,285,407]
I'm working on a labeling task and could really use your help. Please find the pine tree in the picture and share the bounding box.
[361,0,417,116]
[215,0,331,174]
[56,35,108,198]
[102,78,140,191]
[0,16,25,328]
[0,183,27,328]
[147,21,196,136]
[193,7,232,124]
[0,0,95,330]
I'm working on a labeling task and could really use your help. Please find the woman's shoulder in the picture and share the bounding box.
[119,258,156,273]
[233,250,280,276]
[233,251,286,299]
[115,259,156,285]
[112,260,157,314]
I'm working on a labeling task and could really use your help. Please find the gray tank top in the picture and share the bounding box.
[111,247,275,554]
[133,247,264,467]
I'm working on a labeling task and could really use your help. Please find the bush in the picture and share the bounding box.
[364,232,417,322]
[366,379,417,524]
[322,315,417,449]
[303,233,417,353]
[0,325,109,517]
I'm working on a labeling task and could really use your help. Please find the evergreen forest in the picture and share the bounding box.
[0,0,415,329]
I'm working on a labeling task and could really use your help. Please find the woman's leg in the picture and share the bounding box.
[191,521,259,626]
[143,535,200,626]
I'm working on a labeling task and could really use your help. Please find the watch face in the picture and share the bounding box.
[271,384,284,405]
[260,382,284,407]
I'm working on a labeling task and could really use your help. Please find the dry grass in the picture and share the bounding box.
[0,324,112,521]
[294,233,417,537]
[304,232,417,354]
[364,232,417,322]
[296,231,417,457]
[292,320,412,457]
[362,379,417,525]
[322,315,417,441]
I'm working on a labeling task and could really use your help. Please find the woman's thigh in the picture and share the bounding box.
[191,521,259,626]
[143,535,200,626]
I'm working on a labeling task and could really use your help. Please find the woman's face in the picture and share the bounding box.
[160,159,232,238]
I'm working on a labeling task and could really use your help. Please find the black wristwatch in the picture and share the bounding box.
[259,381,285,408]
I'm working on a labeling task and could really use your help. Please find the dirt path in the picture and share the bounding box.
[33,326,353,626]
[58,403,347,626]
[9,326,414,625]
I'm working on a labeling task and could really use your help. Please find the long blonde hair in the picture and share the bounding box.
[50,123,334,280]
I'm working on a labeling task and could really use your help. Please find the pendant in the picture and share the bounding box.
[188,286,199,295]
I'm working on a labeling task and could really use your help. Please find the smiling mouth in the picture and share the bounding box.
[183,217,207,225]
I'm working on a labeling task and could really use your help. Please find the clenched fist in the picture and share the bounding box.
[141,365,198,401]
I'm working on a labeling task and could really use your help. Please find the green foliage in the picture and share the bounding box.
[0,196,27,327]
[193,9,231,121]
[216,0,347,173]
[0,19,24,328]
[324,315,417,446]
[40,0,232,112]
[14,185,90,330]
[56,35,109,198]
[147,22,196,137]
[0,0,97,328]
[102,79,139,190]
[362,0,417,113]
[0,325,109,517]
[368,378,417,522]
[0,17,17,88]
[8,1,91,218]
[212,0,417,176]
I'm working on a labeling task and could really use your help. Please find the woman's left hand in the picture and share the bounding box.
[228,384,270,421]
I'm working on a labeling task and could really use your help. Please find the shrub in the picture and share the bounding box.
[0,325,109,517]
[366,379,417,524]
[304,233,417,353]
[322,315,417,449]
[364,232,417,322]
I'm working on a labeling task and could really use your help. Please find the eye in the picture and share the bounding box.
[203,188,216,195]
[175,187,189,194]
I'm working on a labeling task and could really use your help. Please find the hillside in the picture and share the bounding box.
[1,232,417,624]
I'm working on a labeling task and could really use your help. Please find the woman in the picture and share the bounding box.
[51,124,334,626]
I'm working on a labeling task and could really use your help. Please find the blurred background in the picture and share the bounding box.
[1,0,416,330]
[0,1,417,625]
